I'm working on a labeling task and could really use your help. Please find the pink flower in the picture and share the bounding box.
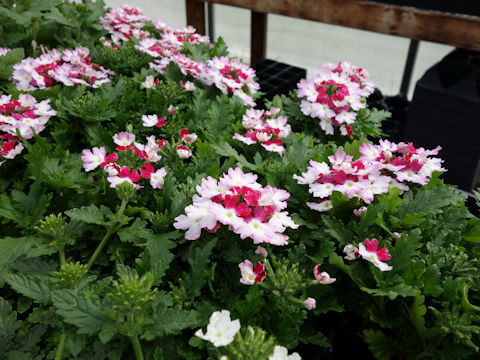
[343,244,360,260]
[142,75,157,88]
[150,167,167,189]
[180,80,196,91]
[179,128,198,144]
[255,246,268,257]
[167,105,177,115]
[142,114,166,127]
[313,264,336,284]
[393,232,402,239]
[113,132,135,146]
[353,206,368,217]
[239,260,266,285]
[177,145,192,159]
[81,147,106,172]
[304,297,316,310]
[358,238,392,271]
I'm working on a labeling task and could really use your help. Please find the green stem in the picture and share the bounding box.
[130,336,145,360]
[54,333,66,360]
[85,199,128,271]
[58,246,66,267]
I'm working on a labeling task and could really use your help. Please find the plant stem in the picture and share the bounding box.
[54,333,66,360]
[85,199,128,271]
[58,246,66,267]
[130,336,145,360]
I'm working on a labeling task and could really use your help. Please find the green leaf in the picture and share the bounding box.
[0,296,21,351]
[0,8,33,26]
[0,48,24,80]
[98,322,120,344]
[183,238,217,298]
[51,290,111,335]
[117,218,151,244]
[464,218,480,242]
[344,137,368,160]
[0,237,38,285]
[43,7,75,27]
[0,182,52,229]
[4,274,52,304]
[65,205,113,226]
[29,0,62,11]
[405,294,428,338]
[65,332,87,357]
[211,141,262,173]
[143,305,198,341]
[389,229,423,273]
[144,232,178,285]
[211,36,228,57]
[328,252,352,277]
[422,264,444,297]
[363,329,399,360]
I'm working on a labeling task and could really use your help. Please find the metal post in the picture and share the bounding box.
[207,3,215,40]
[399,39,420,97]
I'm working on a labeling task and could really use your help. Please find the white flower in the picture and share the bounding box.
[269,345,302,360]
[195,310,240,347]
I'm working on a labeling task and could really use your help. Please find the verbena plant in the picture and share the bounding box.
[1,1,479,359]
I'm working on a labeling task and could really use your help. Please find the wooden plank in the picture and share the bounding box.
[250,11,267,65]
[195,0,480,51]
[186,0,206,35]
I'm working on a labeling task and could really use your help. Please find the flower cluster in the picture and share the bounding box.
[99,4,150,47]
[12,47,113,91]
[344,238,392,271]
[81,132,167,190]
[0,94,56,139]
[297,61,374,135]
[200,56,259,107]
[233,107,291,155]
[294,141,444,211]
[174,167,298,245]
[359,140,446,185]
[0,134,23,166]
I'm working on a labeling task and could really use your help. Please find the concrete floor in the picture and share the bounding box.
[105,0,454,99]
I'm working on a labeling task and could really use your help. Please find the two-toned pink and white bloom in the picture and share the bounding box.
[358,238,392,271]
[239,260,266,285]
[177,145,192,159]
[0,94,56,139]
[313,264,336,285]
[81,132,167,190]
[174,167,298,245]
[179,128,198,144]
[233,107,291,156]
[142,114,166,128]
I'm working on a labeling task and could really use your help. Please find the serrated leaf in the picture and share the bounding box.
[0,48,24,79]
[117,218,151,243]
[363,329,399,360]
[405,294,428,338]
[43,7,75,27]
[328,252,352,277]
[389,229,423,273]
[143,306,198,340]
[0,7,32,26]
[0,296,21,351]
[98,322,120,344]
[65,332,87,357]
[422,265,444,297]
[183,238,217,298]
[65,205,112,226]
[211,141,262,173]
[51,290,111,335]
[0,237,38,285]
[4,274,52,303]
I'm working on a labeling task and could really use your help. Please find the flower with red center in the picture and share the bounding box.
[313,264,336,284]
[358,238,392,271]
[142,114,166,128]
[238,260,266,285]
[177,144,192,159]
[179,128,198,144]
